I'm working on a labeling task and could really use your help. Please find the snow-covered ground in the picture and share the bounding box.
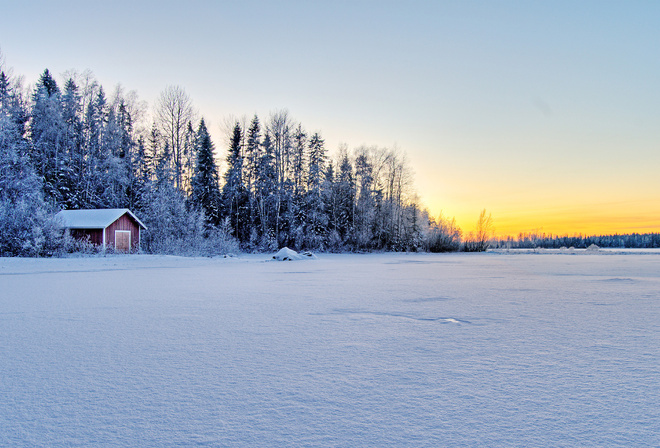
[1,252,658,447]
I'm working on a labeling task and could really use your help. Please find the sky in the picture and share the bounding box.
[1,0,659,236]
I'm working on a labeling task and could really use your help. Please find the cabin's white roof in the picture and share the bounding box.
[55,209,147,230]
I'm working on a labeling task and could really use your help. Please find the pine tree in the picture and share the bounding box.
[96,96,133,208]
[115,99,136,208]
[323,160,341,249]
[147,122,160,179]
[304,132,327,249]
[191,119,221,226]
[354,150,375,249]
[1,74,63,256]
[244,115,262,245]
[131,135,151,213]
[336,151,355,245]
[30,69,66,205]
[1,76,37,205]
[244,115,261,194]
[80,86,108,207]
[155,142,173,188]
[255,132,277,249]
[60,78,83,208]
[222,122,248,241]
[0,71,10,102]
[291,124,307,194]
[182,121,196,192]
[38,69,60,96]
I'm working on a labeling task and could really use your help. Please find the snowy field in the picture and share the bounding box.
[1,252,659,447]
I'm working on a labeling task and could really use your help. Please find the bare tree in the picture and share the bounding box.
[423,211,462,252]
[156,85,196,191]
[267,109,295,187]
[464,209,494,252]
[266,110,295,246]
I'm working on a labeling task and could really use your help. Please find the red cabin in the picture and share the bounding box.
[55,209,147,252]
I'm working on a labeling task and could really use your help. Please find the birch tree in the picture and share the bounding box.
[156,85,195,191]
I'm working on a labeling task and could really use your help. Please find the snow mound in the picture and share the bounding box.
[271,247,318,261]
[586,244,600,252]
[272,247,304,261]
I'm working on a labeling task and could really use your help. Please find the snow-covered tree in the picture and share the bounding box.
[353,148,375,250]
[335,150,355,246]
[191,118,221,226]
[222,122,249,241]
[255,131,277,249]
[423,211,462,252]
[155,85,196,191]
[304,132,327,249]
[1,61,465,256]
[242,115,262,247]
[30,69,67,205]
[0,72,64,256]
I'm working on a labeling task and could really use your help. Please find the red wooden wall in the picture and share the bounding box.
[105,214,141,251]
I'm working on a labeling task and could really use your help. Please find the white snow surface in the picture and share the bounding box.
[1,252,659,447]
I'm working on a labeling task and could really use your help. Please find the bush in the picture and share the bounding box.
[0,198,67,257]
[423,214,462,252]
[139,185,240,256]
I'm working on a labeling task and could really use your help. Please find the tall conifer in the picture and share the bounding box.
[191,119,221,226]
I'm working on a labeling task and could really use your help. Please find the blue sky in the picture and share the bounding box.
[2,1,659,234]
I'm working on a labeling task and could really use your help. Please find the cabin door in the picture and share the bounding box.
[115,230,131,252]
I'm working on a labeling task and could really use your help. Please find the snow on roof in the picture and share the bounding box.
[55,209,147,230]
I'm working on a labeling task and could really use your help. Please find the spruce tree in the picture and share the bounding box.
[255,132,277,249]
[0,74,63,256]
[291,124,307,194]
[304,132,327,249]
[0,71,9,101]
[30,69,66,206]
[336,152,355,245]
[354,150,375,249]
[222,122,248,242]
[80,86,108,207]
[244,115,261,194]
[61,78,83,208]
[323,160,340,249]
[191,119,221,226]
[244,115,262,243]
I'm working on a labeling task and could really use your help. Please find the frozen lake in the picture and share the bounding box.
[1,252,659,447]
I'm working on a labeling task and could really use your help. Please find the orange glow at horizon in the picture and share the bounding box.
[425,198,660,239]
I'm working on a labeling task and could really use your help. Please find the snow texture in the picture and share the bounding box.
[1,252,659,447]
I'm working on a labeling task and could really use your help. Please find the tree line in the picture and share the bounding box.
[5,64,655,257]
[5,62,657,257]
[1,64,467,256]
[494,232,660,250]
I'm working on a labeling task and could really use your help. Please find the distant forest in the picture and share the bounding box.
[0,64,658,256]
[495,232,660,250]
